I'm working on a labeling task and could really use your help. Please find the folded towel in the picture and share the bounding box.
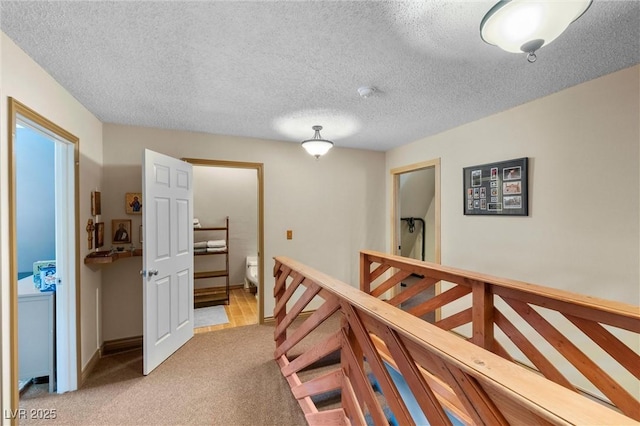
[193,218,200,224]
[207,240,226,248]
[207,247,227,253]
[194,223,202,229]
[194,248,207,254]
[194,241,208,249]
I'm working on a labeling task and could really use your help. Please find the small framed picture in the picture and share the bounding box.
[95,222,105,248]
[503,166,521,181]
[471,169,482,187]
[91,191,102,216]
[112,219,132,244]
[490,167,498,180]
[125,192,142,215]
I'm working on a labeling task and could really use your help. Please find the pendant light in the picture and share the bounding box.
[480,0,592,62]
[301,125,333,159]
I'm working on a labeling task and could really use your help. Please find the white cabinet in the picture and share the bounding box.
[18,278,55,393]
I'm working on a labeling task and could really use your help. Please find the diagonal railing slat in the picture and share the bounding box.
[370,270,413,298]
[342,302,415,425]
[274,280,321,339]
[406,285,471,318]
[281,330,342,377]
[292,369,342,399]
[341,374,367,425]
[387,276,439,307]
[494,308,576,390]
[378,325,453,426]
[503,296,639,419]
[434,307,472,331]
[274,296,340,359]
[275,254,638,425]
[340,328,388,425]
[361,250,640,420]
[273,272,305,317]
[564,313,640,380]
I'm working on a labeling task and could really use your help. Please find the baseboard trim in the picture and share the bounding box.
[101,335,143,356]
[263,310,314,325]
[80,348,101,387]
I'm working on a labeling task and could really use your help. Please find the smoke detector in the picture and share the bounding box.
[357,86,376,98]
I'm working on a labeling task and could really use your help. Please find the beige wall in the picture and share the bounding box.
[387,65,639,303]
[101,124,386,341]
[1,32,103,411]
[386,65,640,398]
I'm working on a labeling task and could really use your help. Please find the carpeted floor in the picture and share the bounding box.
[19,316,339,425]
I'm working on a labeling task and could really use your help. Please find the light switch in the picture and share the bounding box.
[286,230,293,240]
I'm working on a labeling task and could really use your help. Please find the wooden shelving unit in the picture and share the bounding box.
[194,217,229,306]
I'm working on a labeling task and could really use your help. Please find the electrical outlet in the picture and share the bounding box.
[286,230,293,240]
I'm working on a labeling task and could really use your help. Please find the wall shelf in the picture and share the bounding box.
[84,249,142,265]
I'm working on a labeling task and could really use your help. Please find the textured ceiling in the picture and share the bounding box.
[1,1,638,151]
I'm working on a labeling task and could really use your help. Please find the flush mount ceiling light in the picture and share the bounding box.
[480,0,592,63]
[301,125,334,159]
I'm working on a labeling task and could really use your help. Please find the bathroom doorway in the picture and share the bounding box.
[183,158,264,331]
[9,98,80,407]
[391,159,441,321]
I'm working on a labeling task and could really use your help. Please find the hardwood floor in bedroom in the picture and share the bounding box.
[194,287,258,333]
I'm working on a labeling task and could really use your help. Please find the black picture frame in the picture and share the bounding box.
[463,157,528,216]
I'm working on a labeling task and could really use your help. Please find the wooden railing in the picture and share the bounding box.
[273,255,638,425]
[360,250,640,421]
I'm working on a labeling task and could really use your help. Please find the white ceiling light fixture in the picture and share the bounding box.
[480,0,592,63]
[301,125,334,159]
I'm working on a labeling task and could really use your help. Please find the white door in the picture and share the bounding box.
[142,149,194,375]
[53,136,77,392]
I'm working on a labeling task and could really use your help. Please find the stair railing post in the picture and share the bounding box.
[472,280,495,351]
[360,252,371,294]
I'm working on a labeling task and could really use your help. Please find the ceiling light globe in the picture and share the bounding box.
[481,0,592,54]
[301,125,334,159]
[301,140,333,158]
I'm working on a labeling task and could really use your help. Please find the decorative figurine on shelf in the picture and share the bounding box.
[86,219,95,250]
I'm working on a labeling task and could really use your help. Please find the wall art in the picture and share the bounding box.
[463,157,528,216]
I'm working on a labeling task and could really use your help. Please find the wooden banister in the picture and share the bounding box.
[360,250,640,420]
[274,255,638,425]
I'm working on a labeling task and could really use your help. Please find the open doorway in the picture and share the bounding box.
[183,158,264,332]
[391,159,441,321]
[8,98,80,409]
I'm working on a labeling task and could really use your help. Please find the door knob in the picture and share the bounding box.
[140,269,159,277]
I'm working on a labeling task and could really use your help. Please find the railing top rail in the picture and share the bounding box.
[361,250,640,324]
[274,256,636,425]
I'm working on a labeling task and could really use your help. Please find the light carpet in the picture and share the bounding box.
[194,305,229,328]
[18,315,341,425]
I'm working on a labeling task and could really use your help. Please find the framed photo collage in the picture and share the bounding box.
[463,157,528,216]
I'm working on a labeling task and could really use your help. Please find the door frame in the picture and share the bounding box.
[8,98,81,409]
[391,158,441,308]
[182,158,265,324]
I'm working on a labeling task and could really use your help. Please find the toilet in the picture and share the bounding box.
[245,256,258,294]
